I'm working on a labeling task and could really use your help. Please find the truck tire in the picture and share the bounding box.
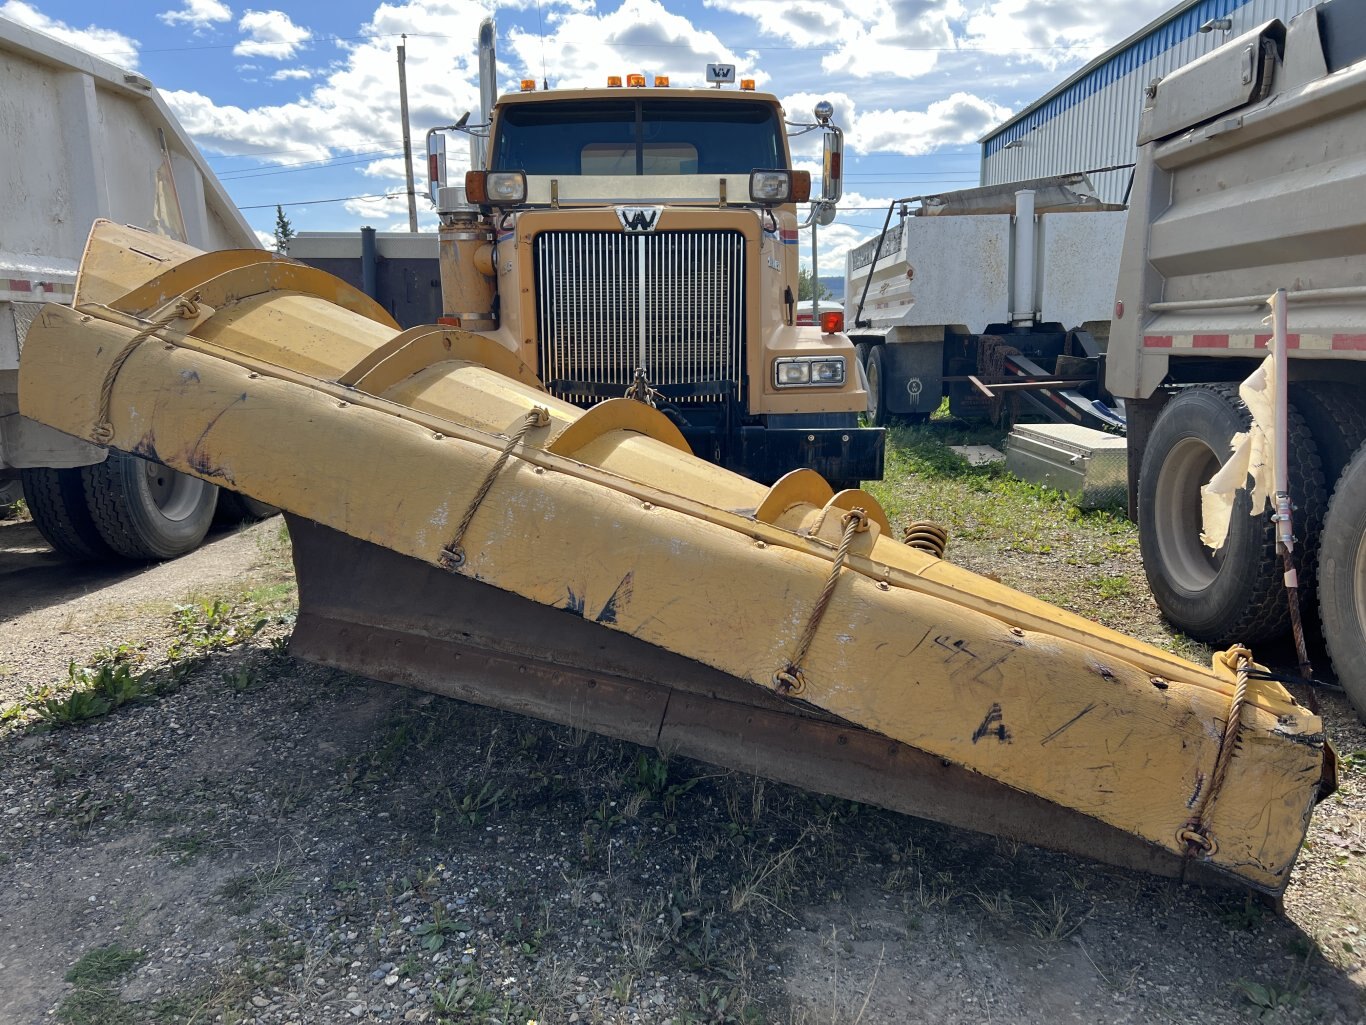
[866,345,890,427]
[215,491,279,524]
[1138,384,1326,647]
[20,467,115,560]
[81,452,218,560]
[1289,381,1366,489]
[1319,443,1366,721]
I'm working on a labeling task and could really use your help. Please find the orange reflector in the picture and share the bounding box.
[820,310,844,335]
[519,79,536,91]
[654,75,669,87]
[740,78,756,91]
[627,73,646,88]
[437,316,460,326]
[791,170,811,203]
[607,76,622,87]
[464,170,488,204]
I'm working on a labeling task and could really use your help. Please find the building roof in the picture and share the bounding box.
[979,0,1239,152]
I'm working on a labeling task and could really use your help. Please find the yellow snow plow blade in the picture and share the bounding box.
[20,221,1334,895]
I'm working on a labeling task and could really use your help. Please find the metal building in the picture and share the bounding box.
[980,0,1318,203]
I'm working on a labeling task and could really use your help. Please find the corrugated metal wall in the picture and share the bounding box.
[981,0,1317,204]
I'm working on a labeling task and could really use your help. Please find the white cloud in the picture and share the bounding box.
[962,0,1175,69]
[706,0,961,81]
[253,228,277,249]
[235,9,311,60]
[271,67,314,81]
[162,88,335,161]
[856,92,1013,156]
[360,156,411,181]
[506,0,754,90]
[164,1,491,167]
[0,1,140,67]
[159,0,232,30]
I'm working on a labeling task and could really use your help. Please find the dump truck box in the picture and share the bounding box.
[0,13,265,556]
[18,221,1335,895]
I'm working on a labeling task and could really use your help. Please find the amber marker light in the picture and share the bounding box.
[464,170,488,204]
[654,75,670,87]
[519,79,536,91]
[740,78,756,91]
[607,76,622,87]
[627,73,646,87]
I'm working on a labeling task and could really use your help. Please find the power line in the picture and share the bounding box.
[219,151,405,180]
[238,192,406,210]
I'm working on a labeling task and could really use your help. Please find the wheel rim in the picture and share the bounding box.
[1153,436,1224,592]
[141,460,206,522]
[867,356,881,423]
[1352,520,1366,643]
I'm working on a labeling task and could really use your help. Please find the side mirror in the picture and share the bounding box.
[813,101,843,205]
[426,131,447,207]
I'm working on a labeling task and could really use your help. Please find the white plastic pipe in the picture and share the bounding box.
[1012,189,1036,326]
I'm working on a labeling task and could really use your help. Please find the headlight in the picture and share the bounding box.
[486,170,527,204]
[750,169,792,204]
[774,356,845,388]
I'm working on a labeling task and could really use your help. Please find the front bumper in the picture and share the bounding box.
[735,421,884,484]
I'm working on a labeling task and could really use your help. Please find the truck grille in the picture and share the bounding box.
[533,230,746,404]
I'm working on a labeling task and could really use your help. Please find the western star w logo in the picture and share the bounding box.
[616,207,661,233]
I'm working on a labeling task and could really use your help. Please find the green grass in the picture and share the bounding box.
[861,417,1156,634]
[58,944,147,1025]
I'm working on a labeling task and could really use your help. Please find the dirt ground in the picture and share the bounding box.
[1,508,1364,1025]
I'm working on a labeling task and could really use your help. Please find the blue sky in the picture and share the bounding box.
[2,0,1176,266]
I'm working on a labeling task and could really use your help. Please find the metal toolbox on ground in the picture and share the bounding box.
[1005,423,1127,509]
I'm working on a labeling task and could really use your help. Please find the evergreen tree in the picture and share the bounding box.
[272,205,295,254]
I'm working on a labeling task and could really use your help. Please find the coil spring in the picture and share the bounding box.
[902,520,948,559]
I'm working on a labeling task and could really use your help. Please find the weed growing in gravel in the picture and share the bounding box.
[57,943,146,1025]
[1025,893,1089,942]
[415,904,474,951]
[35,662,147,727]
[1234,978,1301,1016]
[166,598,267,660]
[432,965,531,1021]
[218,857,297,915]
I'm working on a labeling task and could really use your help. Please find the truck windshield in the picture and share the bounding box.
[491,99,784,176]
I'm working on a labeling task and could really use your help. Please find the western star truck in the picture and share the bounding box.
[423,22,883,488]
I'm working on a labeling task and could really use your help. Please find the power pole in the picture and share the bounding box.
[398,34,418,232]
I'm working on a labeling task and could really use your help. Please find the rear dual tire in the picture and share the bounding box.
[1319,445,1366,719]
[1137,385,1326,647]
[80,452,219,560]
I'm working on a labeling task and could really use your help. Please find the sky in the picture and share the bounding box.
[2,0,1179,270]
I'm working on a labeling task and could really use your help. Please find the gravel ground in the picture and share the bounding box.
[1,482,1363,1024]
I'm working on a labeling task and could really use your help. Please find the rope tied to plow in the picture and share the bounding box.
[773,508,870,696]
[1177,645,1253,860]
[439,405,551,571]
[91,293,202,445]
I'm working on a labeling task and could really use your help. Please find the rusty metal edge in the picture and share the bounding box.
[285,515,1245,895]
